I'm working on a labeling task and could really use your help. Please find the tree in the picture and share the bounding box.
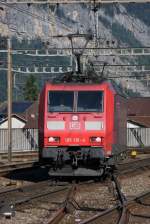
[23,74,39,101]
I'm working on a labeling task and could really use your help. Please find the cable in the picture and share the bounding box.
[1,46,150,51]
[93,63,150,66]
[13,46,150,50]
[0,0,72,31]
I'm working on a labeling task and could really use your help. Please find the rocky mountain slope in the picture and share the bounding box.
[0,2,150,101]
[0,3,149,46]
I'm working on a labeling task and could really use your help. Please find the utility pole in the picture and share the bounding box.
[7,37,12,162]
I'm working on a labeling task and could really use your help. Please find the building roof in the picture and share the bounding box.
[0,114,26,125]
[0,114,6,122]
[23,101,38,129]
[0,101,38,129]
[127,97,150,116]
[127,97,150,128]
[0,102,33,114]
[128,116,150,128]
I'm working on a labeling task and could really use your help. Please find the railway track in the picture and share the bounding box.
[0,148,149,177]
[0,154,150,177]
[0,151,38,162]
[0,179,70,218]
[46,184,77,224]
[43,171,150,224]
[79,190,150,224]
[0,166,149,224]
[0,156,149,223]
[45,172,150,224]
[118,156,150,174]
[0,161,39,176]
[0,151,38,176]
[0,179,107,222]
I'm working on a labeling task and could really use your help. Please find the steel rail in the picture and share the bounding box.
[0,179,63,196]
[46,184,77,224]
[79,205,119,224]
[118,207,130,224]
[46,179,116,224]
[79,190,150,224]
[118,157,150,174]
[0,161,39,176]
[118,190,150,224]
[0,180,71,218]
[0,179,69,198]
[13,187,69,206]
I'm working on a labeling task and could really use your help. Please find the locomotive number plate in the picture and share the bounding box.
[65,138,86,143]
[69,121,80,130]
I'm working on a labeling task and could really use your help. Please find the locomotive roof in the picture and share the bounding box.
[109,80,127,98]
[45,79,127,98]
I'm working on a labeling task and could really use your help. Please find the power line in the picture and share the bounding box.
[93,64,150,67]
[1,46,150,50]
[0,0,72,32]
[109,74,150,78]
[1,64,150,68]
[3,0,150,4]
[1,47,150,57]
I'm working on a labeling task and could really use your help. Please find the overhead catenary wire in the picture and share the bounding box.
[1,46,150,51]
[1,67,150,80]
[109,74,150,78]
[0,3,150,69]
[2,0,150,3]
[0,0,72,32]
[1,57,150,66]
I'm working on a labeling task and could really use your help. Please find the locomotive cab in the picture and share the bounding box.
[38,81,127,175]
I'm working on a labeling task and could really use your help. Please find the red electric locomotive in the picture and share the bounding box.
[38,80,127,176]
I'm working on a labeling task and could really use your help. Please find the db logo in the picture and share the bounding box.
[69,121,80,129]
[72,115,78,121]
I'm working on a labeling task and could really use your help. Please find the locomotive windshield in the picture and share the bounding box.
[77,91,103,112]
[48,91,74,112]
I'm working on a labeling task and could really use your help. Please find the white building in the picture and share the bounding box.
[0,114,26,129]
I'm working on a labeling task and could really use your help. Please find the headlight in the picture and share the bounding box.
[90,137,102,143]
[106,150,112,156]
[48,137,60,143]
